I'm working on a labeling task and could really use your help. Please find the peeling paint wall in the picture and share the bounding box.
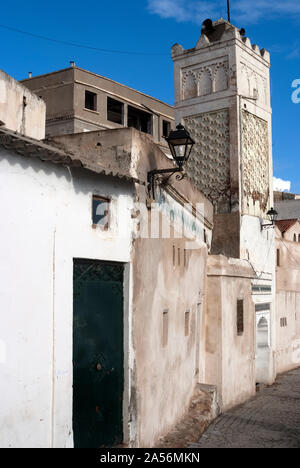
[131,186,210,447]
[0,69,45,140]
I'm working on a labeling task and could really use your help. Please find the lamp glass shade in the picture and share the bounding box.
[267,208,278,223]
[165,124,195,168]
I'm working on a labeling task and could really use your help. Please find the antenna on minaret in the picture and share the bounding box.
[227,0,231,23]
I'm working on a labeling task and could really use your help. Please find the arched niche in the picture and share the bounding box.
[183,74,197,100]
[199,70,212,96]
[215,66,228,92]
[257,316,269,349]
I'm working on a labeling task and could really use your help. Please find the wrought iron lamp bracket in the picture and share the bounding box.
[147,167,184,199]
[261,222,275,231]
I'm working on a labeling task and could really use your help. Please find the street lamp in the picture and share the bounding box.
[165,124,195,168]
[261,208,278,230]
[147,124,195,198]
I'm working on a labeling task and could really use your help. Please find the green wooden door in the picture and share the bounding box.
[73,260,124,448]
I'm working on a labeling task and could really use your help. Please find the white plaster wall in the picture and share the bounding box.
[0,149,134,448]
[0,69,46,140]
[240,215,275,279]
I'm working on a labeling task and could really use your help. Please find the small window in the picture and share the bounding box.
[128,105,152,135]
[107,97,124,124]
[294,234,297,242]
[280,317,288,327]
[162,310,169,347]
[92,195,110,230]
[237,299,244,336]
[163,120,171,138]
[277,249,280,267]
[185,311,190,337]
[85,91,97,111]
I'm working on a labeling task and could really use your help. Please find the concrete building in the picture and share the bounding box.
[275,191,300,221]
[21,65,174,156]
[0,68,213,448]
[172,18,276,406]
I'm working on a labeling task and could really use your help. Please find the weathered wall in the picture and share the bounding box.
[211,212,240,258]
[132,199,209,447]
[276,291,300,373]
[204,255,256,410]
[49,128,214,224]
[0,149,134,448]
[276,229,300,374]
[0,126,214,448]
[0,69,45,139]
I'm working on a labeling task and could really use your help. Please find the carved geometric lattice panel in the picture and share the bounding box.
[242,111,269,213]
[184,109,230,210]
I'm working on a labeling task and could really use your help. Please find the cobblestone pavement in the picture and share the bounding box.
[191,369,300,448]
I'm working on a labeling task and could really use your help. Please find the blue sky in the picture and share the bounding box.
[0,0,299,192]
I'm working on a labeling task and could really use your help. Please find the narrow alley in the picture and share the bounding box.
[192,369,300,448]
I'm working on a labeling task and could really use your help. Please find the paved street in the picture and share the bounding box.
[191,369,300,448]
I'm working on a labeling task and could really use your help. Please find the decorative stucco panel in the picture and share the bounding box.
[242,111,269,213]
[184,109,230,210]
[182,60,229,100]
[240,63,268,105]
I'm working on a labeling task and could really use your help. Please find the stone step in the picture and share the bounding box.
[155,383,221,448]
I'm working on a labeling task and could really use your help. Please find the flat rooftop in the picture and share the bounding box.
[21,66,174,110]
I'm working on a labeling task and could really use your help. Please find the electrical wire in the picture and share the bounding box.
[0,23,169,56]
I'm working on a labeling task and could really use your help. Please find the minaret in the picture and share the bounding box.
[172,18,273,259]
[172,19,276,385]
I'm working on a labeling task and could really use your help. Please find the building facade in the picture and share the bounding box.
[0,68,214,448]
[21,66,174,156]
